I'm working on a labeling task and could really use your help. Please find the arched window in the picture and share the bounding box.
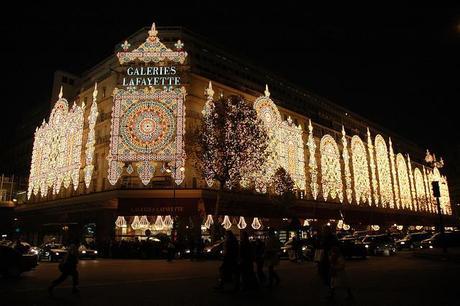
[396,153,412,209]
[351,136,371,205]
[320,135,343,202]
[374,135,394,208]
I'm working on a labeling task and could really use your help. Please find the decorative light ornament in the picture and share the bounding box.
[351,136,372,205]
[371,224,380,231]
[415,225,423,231]
[84,83,99,188]
[388,138,401,209]
[367,128,379,206]
[414,168,427,211]
[307,120,319,199]
[341,126,353,203]
[336,220,344,230]
[204,214,214,229]
[163,215,173,229]
[131,216,141,230]
[251,217,262,230]
[115,216,127,228]
[153,216,165,231]
[396,153,412,210]
[407,155,417,210]
[320,135,343,202]
[397,225,403,231]
[139,216,150,229]
[237,216,247,229]
[221,215,232,230]
[374,135,394,208]
[303,219,310,227]
[342,224,351,231]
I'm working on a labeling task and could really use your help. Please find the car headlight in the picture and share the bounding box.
[94,250,98,254]
[429,245,433,249]
[365,245,369,248]
[283,249,286,253]
[206,249,211,253]
[55,252,59,255]
[400,241,405,245]
[45,252,50,256]
[82,250,86,254]
[185,249,191,254]
[302,246,307,251]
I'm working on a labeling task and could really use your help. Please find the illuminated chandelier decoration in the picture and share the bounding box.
[351,136,372,205]
[371,224,380,231]
[115,216,127,228]
[131,216,141,230]
[27,87,85,198]
[414,168,427,211]
[341,127,353,203]
[84,83,99,188]
[396,225,403,231]
[307,120,319,199]
[367,128,379,206]
[108,21,187,186]
[389,138,401,209]
[153,216,165,230]
[396,153,412,210]
[252,86,306,191]
[237,216,247,229]
[163,215,174,229]
[407,155,417,210]
[374,135,394,208]
[204,214,214,229]
[139,215,150,229]
[320,135,343,202]
[221,215,232,230]
[251,217,262,230]
[342,224,351,231]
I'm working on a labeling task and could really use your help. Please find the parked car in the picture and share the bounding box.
[0,245,38,277]
[339,237,367,259]
[203,240,224,259]
[38,243,67,262]
[421,231,460,249]
[78,245,98,259]
[362,234,396,255]
[396,232,432,250]
[280,239,314,261]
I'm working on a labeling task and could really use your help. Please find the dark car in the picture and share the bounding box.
[38,243,67,262]
[0,245,38,277]
[362,234,396,255]
[396,232,432,250]
[339,237,367,259]
[421,231,460,249]
[203,240,224,259]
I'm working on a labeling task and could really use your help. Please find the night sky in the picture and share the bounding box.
[2,2,459,169]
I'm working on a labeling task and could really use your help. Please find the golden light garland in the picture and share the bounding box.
[84,83,99,188]
[367,128,379,206]
[307,120,319,199]
[406,155,417,210]
[237,216,247,229]
[389,138,401,209]
[341,127,353,203]
[222,215,232,230]
[414,168,427,211]
[351,136,372,205]
[396,153,412,210]
[320,135,343,202]
[374,135,394,208]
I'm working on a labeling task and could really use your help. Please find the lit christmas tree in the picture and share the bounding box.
[271,167,295,196]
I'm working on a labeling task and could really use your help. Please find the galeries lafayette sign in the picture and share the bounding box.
[121,66,181,87]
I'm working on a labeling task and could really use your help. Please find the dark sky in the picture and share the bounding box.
[2,2,459,165]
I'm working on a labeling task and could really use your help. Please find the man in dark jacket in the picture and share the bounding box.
[48,242,80,295]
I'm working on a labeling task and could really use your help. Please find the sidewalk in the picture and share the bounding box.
[412,247,460,263]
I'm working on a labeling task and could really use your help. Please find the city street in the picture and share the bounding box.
[1,253,458,306]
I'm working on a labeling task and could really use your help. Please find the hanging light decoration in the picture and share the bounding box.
[139,216,150,229]
[303,219,310,227]
[342,224,351,231]
[153,216,165,231]
[251,217,262,230]
[163,215,173,229]
[371,224,380,231]
[115,216,127,228]
[415,225,423,231]
[336,220,344,230]
[237,216,247,229]
[204,214,214,229]
[131,216,141,230]
[397,225,403,231]
[221,215,232,230]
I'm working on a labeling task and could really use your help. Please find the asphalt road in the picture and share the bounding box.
[1,253,458,306]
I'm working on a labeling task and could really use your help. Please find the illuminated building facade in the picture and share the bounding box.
[17,22,454,246]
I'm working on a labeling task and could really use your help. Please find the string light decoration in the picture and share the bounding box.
[371,225,380,231]
[272,167,295,196]
[131,216,141,230]
[396,225,403,231]
[388,138,401,209]
[406,155,417,210]
[307,120,319,200]
[251,217,262,230]
[414,168,427,212]
[204,214,214,229]
[351,136,372,205]
[415,225,423,231]
[440,175,452,215]
[237,216,247,229]
[163,215,174,229]
[341,127,353,203]
[374,135,394,208]
[153,216,165,231]
[422,166,433,213]
[336,219,344,230]
[115,216,127,228]
[84,83,99,188]
[139,216,150,229]
[367,128,379,206]
[320,135,343,202]
[303,219,310,226]
[27,87,85,198]
[396,153,413,210]
[427,169,436,212]
[342,224,351,231]
[252,86,306,191]
[222,215,232,230]
[108,21,187,186]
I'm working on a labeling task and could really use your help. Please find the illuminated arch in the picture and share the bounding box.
[396,153,412,209]
[320,135,343,202]
[414,168,427,211]
[374,135,394,208]
[351,136,371,205]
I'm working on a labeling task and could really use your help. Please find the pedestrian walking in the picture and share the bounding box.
[167,239,175,262]
[239,231,257,290]
[317,225,339,287]
[329,246,353,300]
[48,242,80,296]
[264,229,281,288]
[254,238,266,284]
[215,230,239,291]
